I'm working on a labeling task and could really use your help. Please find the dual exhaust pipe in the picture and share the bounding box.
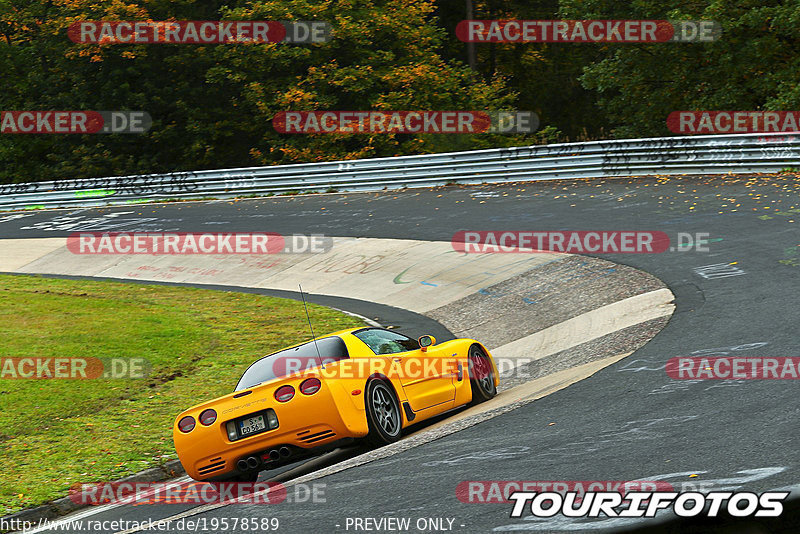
[237,456,260,471]
[237,447,291,472]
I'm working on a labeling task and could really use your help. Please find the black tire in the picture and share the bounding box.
[468,345,497,404]
[364,378,402,446]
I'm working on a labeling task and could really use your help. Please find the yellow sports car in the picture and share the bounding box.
[173,327,498,482]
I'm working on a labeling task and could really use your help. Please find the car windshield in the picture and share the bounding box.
[235,336,349,391]
[352,328,420,355]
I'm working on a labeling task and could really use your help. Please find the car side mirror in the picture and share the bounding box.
[418,335,436,351]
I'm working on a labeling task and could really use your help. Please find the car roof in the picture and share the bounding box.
[326,326,365,337]
[262,326,399,357]
[276,326,370,351]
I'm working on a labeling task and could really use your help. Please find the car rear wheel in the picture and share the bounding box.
[364,379,402,446]
[468,345,497,404]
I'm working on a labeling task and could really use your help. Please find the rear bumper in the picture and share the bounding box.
[175,379,370,480]
[204,437,356,481]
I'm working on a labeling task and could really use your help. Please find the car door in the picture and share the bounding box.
[352,328,456,411]
[392,342,457,412]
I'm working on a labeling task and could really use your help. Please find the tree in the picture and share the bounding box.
[559,0,800,138]
[0,0,525,183]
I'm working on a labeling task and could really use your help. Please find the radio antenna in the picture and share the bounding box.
[299,284,323,365]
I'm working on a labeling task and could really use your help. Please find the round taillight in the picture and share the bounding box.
[199,409,217,426]
[274,385,295,402]
[178,416,196,433]
[300,378,321,395]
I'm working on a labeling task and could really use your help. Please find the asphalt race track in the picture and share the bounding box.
[2,173,800,533]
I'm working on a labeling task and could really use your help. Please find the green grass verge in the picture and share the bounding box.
[0,274,363,515]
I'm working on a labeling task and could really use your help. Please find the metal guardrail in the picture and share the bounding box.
[1,132,799,210]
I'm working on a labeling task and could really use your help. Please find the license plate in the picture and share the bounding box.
[239,414,266,436]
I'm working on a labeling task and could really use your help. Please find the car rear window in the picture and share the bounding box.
[235,336,349,391]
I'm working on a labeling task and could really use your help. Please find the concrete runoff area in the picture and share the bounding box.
[1,236,672,356]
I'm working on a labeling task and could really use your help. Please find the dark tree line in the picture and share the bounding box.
[1,0,797,183]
